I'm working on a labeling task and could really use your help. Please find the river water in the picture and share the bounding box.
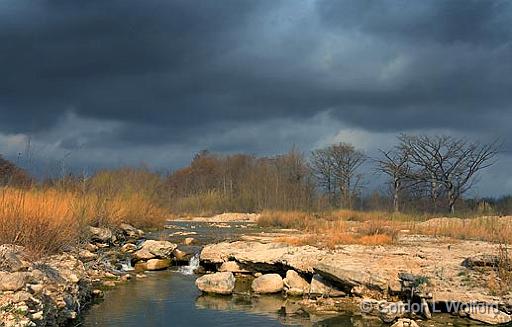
[79,222,485,327]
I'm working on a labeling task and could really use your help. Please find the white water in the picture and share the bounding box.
[177,253,200,275]
[120,260,134,271]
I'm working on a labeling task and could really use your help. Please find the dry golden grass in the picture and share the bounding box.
[257,209,426,228]
[413,216,512,243]
[0,187,167,255]
[261,210,401,248]
[256,210,316,229]
[260,210,512,248]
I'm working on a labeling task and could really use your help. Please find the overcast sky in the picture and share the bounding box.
[1,0,511,196]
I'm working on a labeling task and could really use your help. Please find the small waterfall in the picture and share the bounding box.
[177,253,200,275]
[120,259,134,271]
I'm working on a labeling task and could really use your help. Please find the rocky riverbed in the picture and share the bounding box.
[195,228,512,326]
[2,216,511,326]
[0,222,195,327]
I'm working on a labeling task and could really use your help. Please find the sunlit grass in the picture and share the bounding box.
[260,210,401,248]
[258,209,512,248]
[0,187,167,255]
[412,216,512,243]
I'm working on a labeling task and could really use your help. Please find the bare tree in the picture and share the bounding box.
[375,148,410,212]
[399,134,499,213]
[310,148,336,204]
[311,143,366,209]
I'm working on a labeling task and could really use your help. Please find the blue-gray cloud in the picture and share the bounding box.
[0,0,511,195]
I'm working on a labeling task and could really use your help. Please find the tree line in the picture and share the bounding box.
[167,134,500,214]
[0,134,502,215]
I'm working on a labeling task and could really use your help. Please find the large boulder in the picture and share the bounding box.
[309,274,346,297]
[283,270,309,291]
[0,244,29,272]
[133,240,177,261]
[0,272,30,291]
[40,253,87,284]
[251,273,284,294]
[145,259,170,271]
[89,226,115,243]
[119,223,144,239]
[133,248,155,261]
[196,272,235,295]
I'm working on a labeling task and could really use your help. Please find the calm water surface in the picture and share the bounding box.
[81,270,287,326]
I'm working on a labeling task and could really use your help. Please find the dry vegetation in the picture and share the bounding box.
[258,210,403,249]
[258,210,512,249]
[413,216,512,243]
[0,187,167,255]
[0,167,168,255]
[1,142,511,257]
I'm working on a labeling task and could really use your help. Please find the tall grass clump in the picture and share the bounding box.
[0,168,169,255]
[414,216,512,243]
[0,188,80,255]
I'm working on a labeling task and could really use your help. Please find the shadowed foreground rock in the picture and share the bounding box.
[251,274,283,294]
[468,308,512,325]
[391,318,419,327]
[0,223,181,327]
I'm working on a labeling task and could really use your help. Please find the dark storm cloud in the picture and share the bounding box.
[2,0,509,137]
[317,0,512,45]
[1,0,511,190]
[0,0,278,132]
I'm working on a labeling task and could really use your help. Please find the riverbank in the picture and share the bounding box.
[0,222,187,327]
[195,218,512,326]
[2,214,512,326]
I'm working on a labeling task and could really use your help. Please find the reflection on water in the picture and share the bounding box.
[79,267,396,327]
[80,270,492,327]
[80,271,287,327]
[195,293,383,327]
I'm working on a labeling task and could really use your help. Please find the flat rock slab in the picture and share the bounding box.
[200,241,324,274]
[134,240,177,260]
[314,262,388,291]
[468,309,512,325]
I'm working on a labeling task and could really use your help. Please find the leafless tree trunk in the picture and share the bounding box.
[399,134,499,214]
[311,148,336,204]
[375,148,410,212]
[311,143,366,209]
